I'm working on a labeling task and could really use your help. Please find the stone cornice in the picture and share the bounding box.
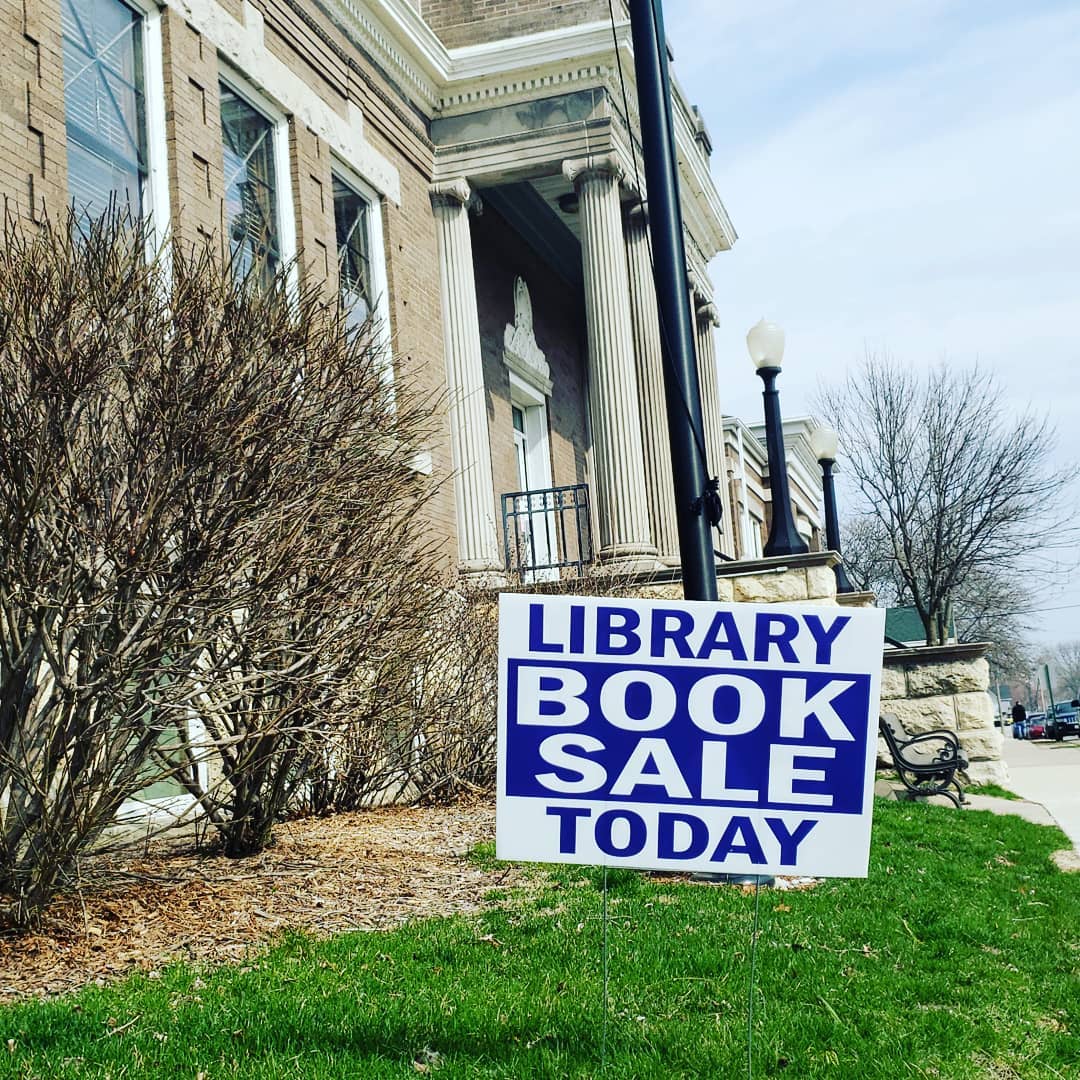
[447,20,631,88]
[325,0,446,111]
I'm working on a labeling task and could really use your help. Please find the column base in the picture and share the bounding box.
[596,544,664,575]
[458,562,508,589]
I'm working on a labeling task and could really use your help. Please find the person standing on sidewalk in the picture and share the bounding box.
[1012,701,1028,740]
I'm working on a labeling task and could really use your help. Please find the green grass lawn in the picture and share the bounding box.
[2,799,1078,1079]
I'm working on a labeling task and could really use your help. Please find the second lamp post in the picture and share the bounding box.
[746,319,808,557]
[810,424,855,593]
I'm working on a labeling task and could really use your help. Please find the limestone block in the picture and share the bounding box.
[953,691,997,732]
[957,727,1003,761]
[963,759,1009,787]
[906,657,989,697]
[637,583,683,601]
[881,696,956,736]
[716,577,734,603]
[880,666,908,701]
[732,570,809,604]
[806,564,838,601]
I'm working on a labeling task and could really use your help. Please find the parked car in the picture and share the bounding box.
[1047,702,1080,740]
[1026,712,1047,739]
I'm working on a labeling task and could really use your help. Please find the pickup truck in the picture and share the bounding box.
[1046,701,1080,741]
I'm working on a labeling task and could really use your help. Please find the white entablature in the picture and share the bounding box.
[319,0,736,259]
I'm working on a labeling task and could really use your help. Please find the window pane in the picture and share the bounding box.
[221,84,280,288]
[62,0,147,220]
[332,175,373,332]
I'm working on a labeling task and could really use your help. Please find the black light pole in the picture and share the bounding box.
[810,425,855,593]
[627,0,717,602]
[747,319,808,558]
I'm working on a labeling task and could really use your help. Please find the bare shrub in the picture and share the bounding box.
[310,570,661,812]
[0,209,443,923]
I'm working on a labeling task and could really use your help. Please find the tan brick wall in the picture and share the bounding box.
[160,11,224,252]
[420,0,613,48]
[289,119,333,294]
[0,0,68,221]
[377,146,459,575]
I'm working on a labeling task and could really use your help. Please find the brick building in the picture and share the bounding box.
[1,0,752,581]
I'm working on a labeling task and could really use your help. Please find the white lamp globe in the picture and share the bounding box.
[810,424,839,463]
[746,319,785,370]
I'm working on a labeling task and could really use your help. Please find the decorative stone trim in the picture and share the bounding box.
[837,590,877,608]
[502,277,551,396]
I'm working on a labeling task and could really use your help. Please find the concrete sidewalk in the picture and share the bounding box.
[999,733,1080,851]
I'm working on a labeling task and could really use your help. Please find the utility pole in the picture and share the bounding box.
[626,0,718,602]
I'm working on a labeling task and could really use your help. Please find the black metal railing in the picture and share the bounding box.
[501,483,593,581]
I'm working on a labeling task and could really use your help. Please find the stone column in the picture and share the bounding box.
[624,204,680,564]
[563,154,656,567]
[693,296,736,558]
[429,179,503,580]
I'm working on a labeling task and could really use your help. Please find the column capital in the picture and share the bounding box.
[624,200,649,228]
[429,178,472,210]
[697,302,720,327]
[563,153,624,190]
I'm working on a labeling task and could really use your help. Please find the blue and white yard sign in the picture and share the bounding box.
[497,594,886,878]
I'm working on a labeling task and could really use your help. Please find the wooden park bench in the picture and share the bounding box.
[879,714,968,808]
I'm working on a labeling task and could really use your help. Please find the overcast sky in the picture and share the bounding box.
[666,0,1080,648]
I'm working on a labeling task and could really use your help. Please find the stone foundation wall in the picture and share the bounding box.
[879,643,1006,786]
[616,552,841,605]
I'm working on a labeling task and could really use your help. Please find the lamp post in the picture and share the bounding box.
[747,319,808,557]
[810,424,855,594]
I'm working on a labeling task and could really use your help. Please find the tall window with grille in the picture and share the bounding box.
[62,0,149,220]
[220,83,283,289]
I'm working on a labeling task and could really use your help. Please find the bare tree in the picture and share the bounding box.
[1047,641,1080,701]
[840,512,1033,675]
[0,210,443,923]
[819,354,1074,648]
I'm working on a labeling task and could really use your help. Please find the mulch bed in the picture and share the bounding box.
[0,800,519,1003]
